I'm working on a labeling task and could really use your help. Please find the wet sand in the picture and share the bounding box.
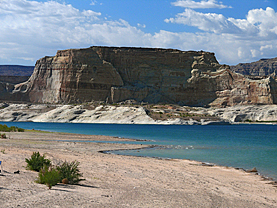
[0,131,276,207]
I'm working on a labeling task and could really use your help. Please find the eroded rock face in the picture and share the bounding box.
[3,46,277,107]
[189,67,277,107]
[230,57,277,77]
[13,48,123,103]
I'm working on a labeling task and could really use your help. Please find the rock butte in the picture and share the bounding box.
[231,57,277,77]
[2,46,277,107]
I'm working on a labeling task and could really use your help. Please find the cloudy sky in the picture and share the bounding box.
[1,0,277,66]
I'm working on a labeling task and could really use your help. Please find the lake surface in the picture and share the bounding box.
[1,122,277,180]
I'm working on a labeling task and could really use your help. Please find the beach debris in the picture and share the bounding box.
[267,181,277,188]
[14,170,20,174]
[201,162,214,167]
[62,178,69,184]
[101,195,112,198]
[246,167,258,173]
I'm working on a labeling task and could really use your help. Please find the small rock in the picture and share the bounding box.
[246,167,258,173]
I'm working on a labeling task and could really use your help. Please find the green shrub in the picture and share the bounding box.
[17,127,24,132]
[56,161,83,184]
[25,152,51,172]
[26,152,84,189]
[36,165,61,189]
[0,124,24,132]
[0,124,9,132]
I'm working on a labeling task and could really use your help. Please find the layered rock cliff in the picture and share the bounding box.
[3,46,277,107]
[230,57,277,77]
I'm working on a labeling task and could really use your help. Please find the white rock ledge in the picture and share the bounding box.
[0,103,276,125]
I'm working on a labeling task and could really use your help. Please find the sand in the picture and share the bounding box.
[0,131,276,208]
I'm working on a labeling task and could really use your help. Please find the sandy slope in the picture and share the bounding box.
[0,132,276,207]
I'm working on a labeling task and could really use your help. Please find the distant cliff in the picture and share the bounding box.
[2,46,277,107]
[0,65,34,76]
[230,57,277,77]
[0,65,33,85]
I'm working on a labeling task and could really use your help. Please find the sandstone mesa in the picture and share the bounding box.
[1,46,277,107]
[0,46,277,124]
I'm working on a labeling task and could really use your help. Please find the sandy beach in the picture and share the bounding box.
[0,131,276,207]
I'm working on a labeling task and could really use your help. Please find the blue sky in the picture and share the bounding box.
[1,0,277,66]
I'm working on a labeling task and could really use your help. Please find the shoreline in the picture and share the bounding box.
[3,125,277,181]
[3,120,277,127]
[0,131,276,207]
[103,147,277,183]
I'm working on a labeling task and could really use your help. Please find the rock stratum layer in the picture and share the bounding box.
[231,57,277,77]
[2,46,277,107]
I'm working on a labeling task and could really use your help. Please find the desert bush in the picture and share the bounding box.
[36,165,61,189]
[17,127,24,132]
[25,152,51,172]
[26,152,84,189]
[56,161,83,184]
[1,133,6,139]
[0,124,24,132]
[0,124,9,132]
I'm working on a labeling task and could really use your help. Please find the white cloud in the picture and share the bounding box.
[137,23,146,28]
[0,0,144,64]
[172,0,231,9]
[165,7,277,38]
[260,45,273,51]
[165,9,242,33]
[163,6,277,63]
[0,0,276,66]
[90,0,102,6]
[246,7,277,37]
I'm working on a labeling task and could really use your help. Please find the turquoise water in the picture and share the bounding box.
[1,122,277,180]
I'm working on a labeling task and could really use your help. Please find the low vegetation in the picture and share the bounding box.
[36,165,61,189]
[0,124,24,132]
[26,152,83,189]
[25,152,51,172]
[56,161,83,185]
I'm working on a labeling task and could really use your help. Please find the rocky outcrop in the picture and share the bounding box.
[230,57,277,77]
[13,49,124,104]
[0,103,225,125]
[194,67,277,107]
[207,105,277,122]
[2,46,277,107]
[1,102,277,124]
